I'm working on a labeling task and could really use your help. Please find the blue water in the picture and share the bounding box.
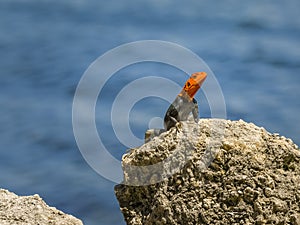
[1,0,300,224]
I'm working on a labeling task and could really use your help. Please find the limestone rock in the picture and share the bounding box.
[115,119,300,225]
[0,189,83,225]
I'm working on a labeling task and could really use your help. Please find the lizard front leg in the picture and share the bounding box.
[192,98,199,123]
[168,115,181,132]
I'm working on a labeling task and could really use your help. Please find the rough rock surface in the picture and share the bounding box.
[0,189,83,225]
[115,119,300,225]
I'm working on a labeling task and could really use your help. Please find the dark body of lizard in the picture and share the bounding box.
[145,72,207,142]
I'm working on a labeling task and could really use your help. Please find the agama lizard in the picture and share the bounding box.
[145,72,207,142]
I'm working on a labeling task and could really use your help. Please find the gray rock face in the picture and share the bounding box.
[115,119,300,225]
[0,189,83,225]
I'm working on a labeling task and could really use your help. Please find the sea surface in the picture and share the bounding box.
[1,0,300,224]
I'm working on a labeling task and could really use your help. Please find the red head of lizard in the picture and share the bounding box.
[179,72,207,100]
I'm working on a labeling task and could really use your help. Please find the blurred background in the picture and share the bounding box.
[1,0,299,224]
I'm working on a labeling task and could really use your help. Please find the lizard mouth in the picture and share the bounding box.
[191,72,207,87]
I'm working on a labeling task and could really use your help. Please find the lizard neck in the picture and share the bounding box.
[178,90,195,101]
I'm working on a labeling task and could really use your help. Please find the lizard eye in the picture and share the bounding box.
[187,82,191,87]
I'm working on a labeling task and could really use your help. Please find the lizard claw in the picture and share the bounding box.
[175,121,182,132]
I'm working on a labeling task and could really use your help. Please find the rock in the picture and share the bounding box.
[0,189,83,225]
[115,119,300,225]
